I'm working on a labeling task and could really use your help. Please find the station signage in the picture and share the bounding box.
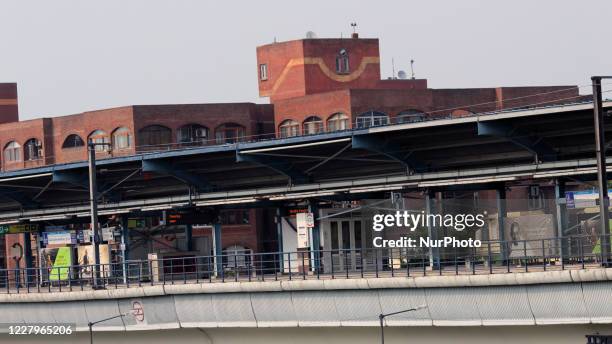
[295,212,314,248]
[43,231,76,246]
[0,224,39,235]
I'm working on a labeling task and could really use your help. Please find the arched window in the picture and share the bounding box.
[137,125,172,148]
[215,123,245,144]
[112,127,132,150]
[178,124,209,145]
[88,130,109,152]
[335,49,350,74]
[3,141,21,163]
[24,138,42,161]
[397,109,426,124]
[278,119,300,138]
[327,113,349,132]
[356,111,389,128]
[302,116,323,135]
[62,134,85,149]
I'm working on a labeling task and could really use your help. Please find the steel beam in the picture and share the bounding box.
[236,152,308,184]
[142,160,210,191]
[52,170,89,188]
[555,179,568,261]
[0,186,38,208]
[477,122,557,161]
[352,135,427,173]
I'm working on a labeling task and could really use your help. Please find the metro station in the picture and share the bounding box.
[0,31,610,291]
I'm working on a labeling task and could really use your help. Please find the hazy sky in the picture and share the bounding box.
[1,0,611,120]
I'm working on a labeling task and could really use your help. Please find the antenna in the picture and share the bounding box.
[410,59,415,79]
[392,58,396,80]
[350,22,357,33]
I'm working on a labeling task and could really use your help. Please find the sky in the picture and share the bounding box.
[1,0,611,120]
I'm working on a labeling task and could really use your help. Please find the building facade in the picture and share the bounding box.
[0,33,587,268]
[256,34,583,137]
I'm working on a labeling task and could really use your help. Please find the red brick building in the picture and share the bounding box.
[256,34,581,137]
[0,33,585,262]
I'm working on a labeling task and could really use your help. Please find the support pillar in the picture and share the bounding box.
[276,208,284,272]
[212,222,222,277]
[555,179,569,261]
[308,202,320,272]
[496,185,508,261]
[23,232,33,284]
[425,190,440,269]
[185,224,193,252]
[120,215,129,284]
[592,76,612,266]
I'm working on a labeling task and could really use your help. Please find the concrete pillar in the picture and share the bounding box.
[426,190,440,269]
[555,179,568,260]
[497,185,508,261]
[212,222,222,277]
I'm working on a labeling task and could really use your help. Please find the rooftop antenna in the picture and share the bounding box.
[392,58,396,80]
[410,59,415,79]
[350,22,358,38]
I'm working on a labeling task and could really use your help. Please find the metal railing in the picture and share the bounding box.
[0,234,610,294]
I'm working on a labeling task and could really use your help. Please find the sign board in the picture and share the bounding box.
[49,247,72,281]
[102,227,115,242]
[295,213,310,248]
[566,192,575,209]
[77,230,92,244]
[0,224,39,235]
[566,189,612,209]
[44,231,76,246]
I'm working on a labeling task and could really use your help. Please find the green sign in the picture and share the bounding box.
[50,247,72,281]
[0,224,39,235]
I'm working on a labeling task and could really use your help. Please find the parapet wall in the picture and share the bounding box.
[1,269,611,331]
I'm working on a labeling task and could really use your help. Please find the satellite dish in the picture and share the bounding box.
[306,31,317,39]
[397,70,408,80]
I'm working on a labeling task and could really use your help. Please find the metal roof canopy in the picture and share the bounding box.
[0,101,611,221]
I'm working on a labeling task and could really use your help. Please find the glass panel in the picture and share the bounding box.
[342,221,351,250]
[331,222,339,252]
[354,221,362,250]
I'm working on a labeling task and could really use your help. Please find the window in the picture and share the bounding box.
[356,111,389,128]
[220,210,250,225]
[279,119,300,138]
[178,124,209,145]
[215,123,245,144]
[259,64,268,81]
[138,125,172,148]
[327,113,349,132]
[3,141,21,162]
[24,138,42,161]
[88,130,109,151]
[62,134,85,149]
[397,109,426,124]
[335,49,350,74]
[303,116,323,135]
[112,127,132,150]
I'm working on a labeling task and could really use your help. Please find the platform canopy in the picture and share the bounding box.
[1,101,611,222]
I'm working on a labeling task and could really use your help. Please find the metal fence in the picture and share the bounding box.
[0,234,610,294]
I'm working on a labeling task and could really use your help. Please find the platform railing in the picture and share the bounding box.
[0,234,610,294]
